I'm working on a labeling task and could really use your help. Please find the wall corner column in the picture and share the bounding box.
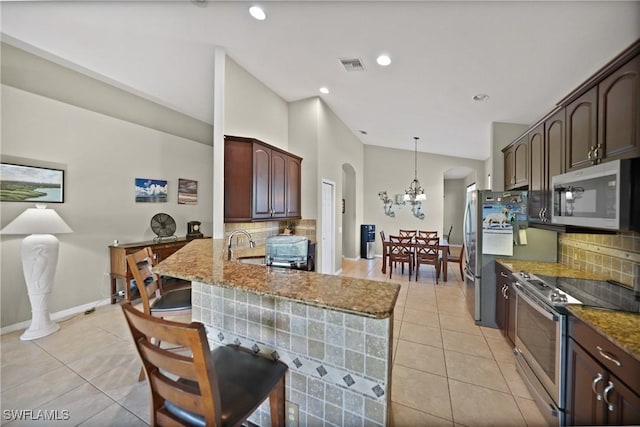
[213,47,226,239]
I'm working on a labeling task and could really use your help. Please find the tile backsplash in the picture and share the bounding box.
[559,231,640,288]
[225,219,317,247]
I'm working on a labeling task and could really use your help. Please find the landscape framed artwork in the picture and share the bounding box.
[0,162,65,203]
[134,178,168,203]
[178,178,198,205]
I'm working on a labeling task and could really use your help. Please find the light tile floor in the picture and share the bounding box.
[1,258,548,426]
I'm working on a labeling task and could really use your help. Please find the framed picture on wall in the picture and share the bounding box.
[178,178,198,205]
[134,178,168,203]
[0,162,65,203]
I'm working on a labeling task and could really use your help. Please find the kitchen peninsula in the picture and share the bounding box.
[153,238,400,426]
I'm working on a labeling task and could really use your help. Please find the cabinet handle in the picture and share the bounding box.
[603,381,615,412]
[592,373,604,400]
[597,346,622,367]
[500,271,508,278]
[504,285,509,300]
[595,143,603,160]
[587,147,595,161]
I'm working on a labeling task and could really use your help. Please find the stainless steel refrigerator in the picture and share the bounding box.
[463,190,557,327]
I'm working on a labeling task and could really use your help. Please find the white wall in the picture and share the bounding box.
[364,145,485,255]
[443,179,466,245]
[1,85,213,327]
[224,57,289,149]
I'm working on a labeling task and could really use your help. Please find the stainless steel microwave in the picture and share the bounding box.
[551,159,639,231]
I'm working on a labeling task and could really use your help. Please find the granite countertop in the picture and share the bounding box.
[153,239,400,319]
[496,259,609,281]
[496,259,640,362]
[566,305,640,362]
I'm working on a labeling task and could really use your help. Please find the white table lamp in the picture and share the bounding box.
[1,204,72,340]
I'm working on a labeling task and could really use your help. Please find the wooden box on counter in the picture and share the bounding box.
[108,237,208,303]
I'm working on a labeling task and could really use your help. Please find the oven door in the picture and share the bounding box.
[513,283,565,422]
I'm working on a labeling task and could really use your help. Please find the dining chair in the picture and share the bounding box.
[127,247,192,381]
[121,302,288,427]
[418,230,438,239]
[446,243,465,279]
[443,225,453,254]
[388,235,414,280]
[414,236,441,283]
[380,230,386,242]
[399,229,417,238]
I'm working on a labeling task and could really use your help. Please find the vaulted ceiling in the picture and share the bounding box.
[2,1,639,160]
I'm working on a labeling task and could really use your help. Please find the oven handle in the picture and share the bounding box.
[512,282,559,321]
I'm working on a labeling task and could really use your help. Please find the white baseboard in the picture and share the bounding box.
[1,298,112,336]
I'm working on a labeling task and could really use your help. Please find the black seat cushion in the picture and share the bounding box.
[150,287,191,313]
[164,345,288,426]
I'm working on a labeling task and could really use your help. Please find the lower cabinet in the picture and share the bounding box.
[566,316,640,425]
[495,263,516,346]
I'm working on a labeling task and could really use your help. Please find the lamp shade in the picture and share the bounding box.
[1,204,72,235]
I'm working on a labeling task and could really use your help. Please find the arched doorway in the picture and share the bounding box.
[341,163,357,259]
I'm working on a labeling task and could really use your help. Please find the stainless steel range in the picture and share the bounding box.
[511,270,638,426]
[511,271,581,426]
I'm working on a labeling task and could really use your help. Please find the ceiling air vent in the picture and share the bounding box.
[339,58,366,72]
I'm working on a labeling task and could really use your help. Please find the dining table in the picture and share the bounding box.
[381,238,450,281]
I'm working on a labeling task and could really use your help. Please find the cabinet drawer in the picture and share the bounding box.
[569,316,640,393]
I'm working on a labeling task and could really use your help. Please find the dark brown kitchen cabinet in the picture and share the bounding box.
[566,315,640,425]
[566,87,598,171]
[495,263,515,346]
[598,54,640,161]
[503,135,528,190]
[528,122,546,222]
[224,135,302,222]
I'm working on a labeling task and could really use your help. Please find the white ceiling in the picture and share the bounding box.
[2,1,639,160]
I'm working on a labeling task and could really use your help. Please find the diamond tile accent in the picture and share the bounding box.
[316,365,328,377]
[217,332,225,342]
[293,358,303,368]
[252,343,260,353]
[271,350,280,361]
[343,374,355,387]
[372,384,385,397]
[233,338,241,346]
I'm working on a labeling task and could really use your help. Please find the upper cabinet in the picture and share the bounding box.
[598,54,640,161]
[224,135,302,222]
[503,135,528,190]
[566,87,598,171]
[528,122,546,222]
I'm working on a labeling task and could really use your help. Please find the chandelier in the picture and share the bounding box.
[404,136,426,201]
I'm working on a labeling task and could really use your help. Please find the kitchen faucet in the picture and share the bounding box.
[227,230,256,260]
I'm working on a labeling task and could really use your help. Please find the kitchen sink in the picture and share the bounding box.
[236,256,266,265]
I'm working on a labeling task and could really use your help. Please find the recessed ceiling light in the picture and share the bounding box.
[472,94,490,101]
[249,5,266,20]
[376,55,391,66]
[319,87,329,94]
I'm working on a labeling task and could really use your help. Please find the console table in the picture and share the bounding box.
[108,237,208,303]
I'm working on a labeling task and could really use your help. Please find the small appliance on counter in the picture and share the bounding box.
[265,235,315,271]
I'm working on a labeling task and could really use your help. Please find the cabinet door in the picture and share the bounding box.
[514,139,528,188]
[286,156,302,218]
[252,144,272,219]
[495,264,509,334]
[545,109,565,221]
[566,87,598,171]
[605,374,640,425]
[528,124,545,222]
[599,54,640,161]
[270,150,287,218]
[224,139,253,221]
[566,338,607,426]
[504,147,515,189]
[505,283,516,346]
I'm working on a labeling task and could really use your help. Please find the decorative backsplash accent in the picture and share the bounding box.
[225,219,317,247]
[559,231,640,288]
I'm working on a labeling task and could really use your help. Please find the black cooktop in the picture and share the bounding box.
[536,274,639,312]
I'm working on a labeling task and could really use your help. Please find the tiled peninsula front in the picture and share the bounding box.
[154,239,400,427]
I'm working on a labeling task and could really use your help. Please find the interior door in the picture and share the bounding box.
[321,180,335,274]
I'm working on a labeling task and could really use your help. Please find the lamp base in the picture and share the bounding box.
[20,320,60,341]
[19,234,61,341]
